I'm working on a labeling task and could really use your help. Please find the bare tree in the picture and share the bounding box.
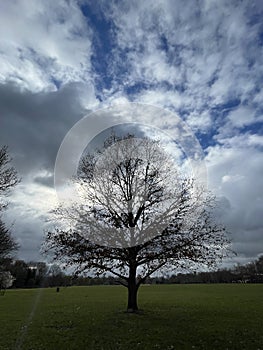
[0,146,19,264]
[0,146,19,199]
[0,220,18,261]
[45,134,230,311]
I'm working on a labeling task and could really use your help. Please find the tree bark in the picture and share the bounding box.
[127,264,139,312]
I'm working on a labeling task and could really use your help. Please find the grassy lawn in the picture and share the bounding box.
[0,284,262,350]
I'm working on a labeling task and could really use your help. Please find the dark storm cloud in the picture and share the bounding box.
[0,82,94,177]
[0,81,97,261]
[33,174,54,188]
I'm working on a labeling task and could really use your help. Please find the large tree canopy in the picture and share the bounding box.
[45,134,230,311]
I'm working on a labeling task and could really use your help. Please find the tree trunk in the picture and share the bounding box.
[127,265,139,312]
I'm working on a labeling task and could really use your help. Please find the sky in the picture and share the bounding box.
[0,0,262,267]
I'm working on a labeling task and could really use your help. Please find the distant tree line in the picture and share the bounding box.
[149,255,263,284]
[2,255,262,290]
[1,259,63,288]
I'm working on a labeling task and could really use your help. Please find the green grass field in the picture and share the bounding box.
[0,284,262,350]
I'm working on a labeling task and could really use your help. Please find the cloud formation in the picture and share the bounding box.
[0,0,93,91]
[0,0,262,264]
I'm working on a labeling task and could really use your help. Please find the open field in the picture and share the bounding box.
[0,284,262,350]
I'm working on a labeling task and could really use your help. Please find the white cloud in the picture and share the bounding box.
[248,134,263,147]
[3,174,58,262]
[186,111,212,133]
[206,140,263,259]
[100,0,263,136]
[135,89,182,110]
[253,88,263,104]
[0,0,93,91]
[222,174,244,184]
[227,106,261,128]
[10,179,57,219]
